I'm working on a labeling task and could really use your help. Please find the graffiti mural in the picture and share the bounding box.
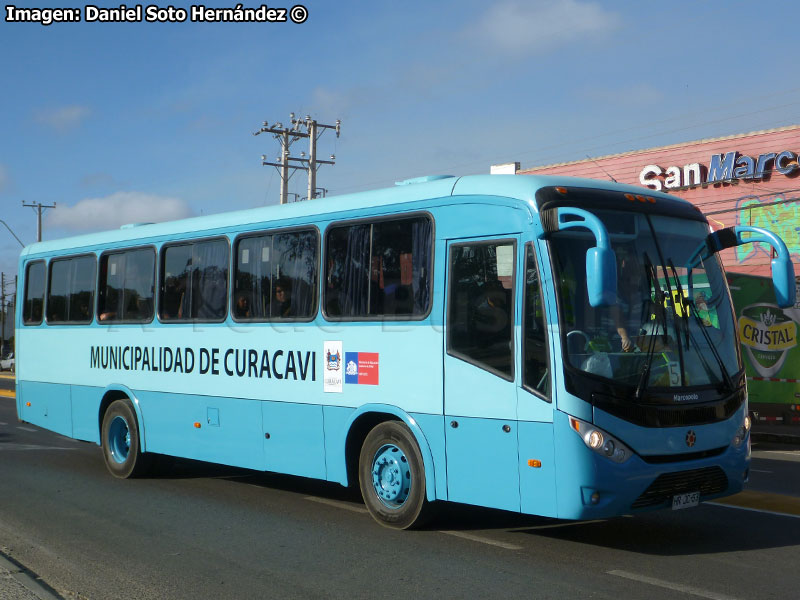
[735,195,800,264]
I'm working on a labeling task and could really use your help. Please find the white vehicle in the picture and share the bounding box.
[0,352,14,372]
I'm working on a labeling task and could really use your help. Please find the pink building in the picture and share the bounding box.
[519,125,800,277]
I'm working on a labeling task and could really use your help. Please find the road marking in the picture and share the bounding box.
[707,502,800,520]
[608,570,741,600]
[439,530,523,550]
[708,489,800,519]
[304,496,368,514]
[510,519,607,531]
[0,390,15,398]
[0,443,78,451]
[16,426,37,432]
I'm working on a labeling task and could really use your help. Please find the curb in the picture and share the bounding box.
[0,553,63,600]
[751,432,800,446]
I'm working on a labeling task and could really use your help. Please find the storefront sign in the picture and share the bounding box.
[640,150,799,191]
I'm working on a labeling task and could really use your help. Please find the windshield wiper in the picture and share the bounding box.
[673,259,736,394]
[634,254,666,400]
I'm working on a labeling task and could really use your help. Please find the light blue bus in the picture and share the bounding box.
[14,175,795,529]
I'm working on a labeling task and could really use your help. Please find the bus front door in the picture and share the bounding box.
[444,238,520,512]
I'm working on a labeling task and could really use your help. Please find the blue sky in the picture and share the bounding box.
[2,0,800,288]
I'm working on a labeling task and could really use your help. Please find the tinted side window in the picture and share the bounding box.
[98,248,155,322]
[23,261,45,325]
[523,244,550,398]
[324,216,432,319]
[233,229,318,321]
[47,255,96,324]
[160,239,228,321]
[447,241,515,379]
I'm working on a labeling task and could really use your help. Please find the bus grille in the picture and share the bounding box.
[592,393,743,428]
[639,446,727,464]
[631,466,728,509]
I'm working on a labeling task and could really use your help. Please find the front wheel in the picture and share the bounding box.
[101,399,151,478]
[358,421,432,529]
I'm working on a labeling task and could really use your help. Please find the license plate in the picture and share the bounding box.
[672,491,700,510]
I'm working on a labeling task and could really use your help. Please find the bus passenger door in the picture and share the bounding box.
[444,237,520,512]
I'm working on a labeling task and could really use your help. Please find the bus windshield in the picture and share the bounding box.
[550,210,740,392]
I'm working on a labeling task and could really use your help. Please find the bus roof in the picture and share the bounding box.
[21,174,689,257]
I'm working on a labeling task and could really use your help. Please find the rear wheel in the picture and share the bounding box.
[358,421,431,529]
[101,399,150,478]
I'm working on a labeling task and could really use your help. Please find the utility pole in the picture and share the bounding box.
[22,201,57,242]
[1,273,5,354]
[0,274,17,355]
[254,114,340,204]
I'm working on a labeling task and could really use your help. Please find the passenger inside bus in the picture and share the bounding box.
[273,279,293,317]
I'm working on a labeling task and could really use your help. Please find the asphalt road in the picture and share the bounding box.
[1,391,800,600]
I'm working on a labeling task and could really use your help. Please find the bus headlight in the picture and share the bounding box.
[732,414,751,448]
[569,416,632,463]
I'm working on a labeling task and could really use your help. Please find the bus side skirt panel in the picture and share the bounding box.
[16,381,72,438]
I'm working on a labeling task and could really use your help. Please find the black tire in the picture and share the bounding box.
[101,399,151,478]
[358,421,432,529]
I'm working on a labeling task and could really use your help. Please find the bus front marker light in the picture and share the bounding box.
[602,440,615,456]
[591,491,600,504]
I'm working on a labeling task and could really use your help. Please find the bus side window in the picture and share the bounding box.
[447,241,515,379]
[23,261,46,325]
[233,228,318,321]
[46,255,96,324]
[99,248,155,322]
[523,243,550,398]
[324,216,432,319]
[160,240,228,321]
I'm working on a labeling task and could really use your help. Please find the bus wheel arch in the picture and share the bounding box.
[344,407,437,500]
[343,407,437,529]
[357,420,433,529]
[98,391,151,478]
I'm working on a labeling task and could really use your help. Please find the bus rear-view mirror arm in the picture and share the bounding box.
[540,207,617,308]
[689,226,796,308]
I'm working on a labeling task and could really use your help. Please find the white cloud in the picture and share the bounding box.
[46,192,193,232]
[34,105,91,132]
[468,0,621,55]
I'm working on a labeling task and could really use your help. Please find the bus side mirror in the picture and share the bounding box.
[704,226,796,308]
[771,254,795,308]
[586,246,617,307]
[551,207,617,308]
